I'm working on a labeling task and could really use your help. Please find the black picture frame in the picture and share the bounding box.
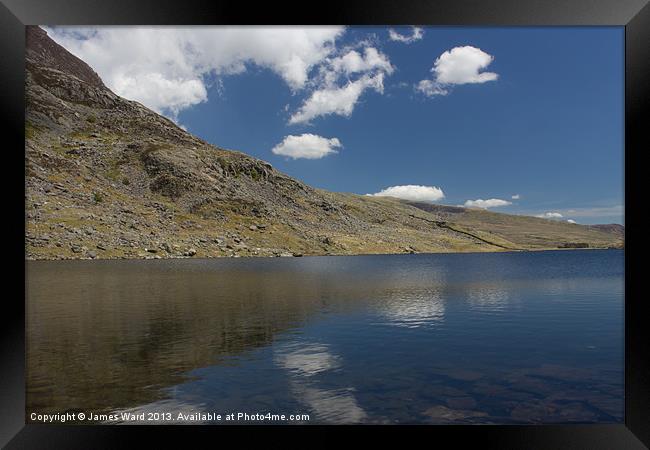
[1,0,648,448]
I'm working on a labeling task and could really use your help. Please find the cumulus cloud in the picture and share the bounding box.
[434,46,498,85]
[328,47,393,78]
[289,73,386,124]
[288,45,394,125]
[368,185,445,202]
[464,198,512,209]
[388,27,424,44]
[416,45,498,97]
[567,219,577,224]
[511,194,520,200]
[45,26,344,118]
[271,134,342,160]
[536,212,564,219]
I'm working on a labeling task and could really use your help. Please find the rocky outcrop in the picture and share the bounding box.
[26,26,105,88]
[558,243,589,249]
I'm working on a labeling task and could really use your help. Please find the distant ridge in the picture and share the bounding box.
[590,224,624,238]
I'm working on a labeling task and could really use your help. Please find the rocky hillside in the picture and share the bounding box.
[24,26,624,260]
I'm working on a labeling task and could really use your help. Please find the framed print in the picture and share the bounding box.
[1,0,648,448]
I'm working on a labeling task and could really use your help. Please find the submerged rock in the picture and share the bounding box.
[423,405,488,423]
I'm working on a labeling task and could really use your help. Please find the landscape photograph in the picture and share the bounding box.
[25,25,624,424]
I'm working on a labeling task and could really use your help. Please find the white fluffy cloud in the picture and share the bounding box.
[388,27,424,44]
[567,219,577,224]
[46,26,344,117]
[289,46,393,125]
[271,134,342,160]
[368,185,445,202]
[511,194,520,200]
[464,198,512,209]
[434,46,498,85]
[536,212,564,219]
[417,45,498,97]
[289,73,386,125]
[328,47,393,77]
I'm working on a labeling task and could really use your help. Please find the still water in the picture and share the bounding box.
[27,249,624,424]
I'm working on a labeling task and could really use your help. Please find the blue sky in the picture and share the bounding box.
[49,26,624,224]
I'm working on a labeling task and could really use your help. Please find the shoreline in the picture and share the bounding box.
[25,245,623,262]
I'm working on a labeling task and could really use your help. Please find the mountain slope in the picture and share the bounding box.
[24,26,623,260]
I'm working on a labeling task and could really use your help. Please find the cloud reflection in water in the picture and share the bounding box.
[379,288,446,328]
[274,341,367,423]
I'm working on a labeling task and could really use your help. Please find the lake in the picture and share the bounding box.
[26,249,624,424]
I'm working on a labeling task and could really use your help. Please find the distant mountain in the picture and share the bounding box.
[24,26,624,260]
[589,224,624,238]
